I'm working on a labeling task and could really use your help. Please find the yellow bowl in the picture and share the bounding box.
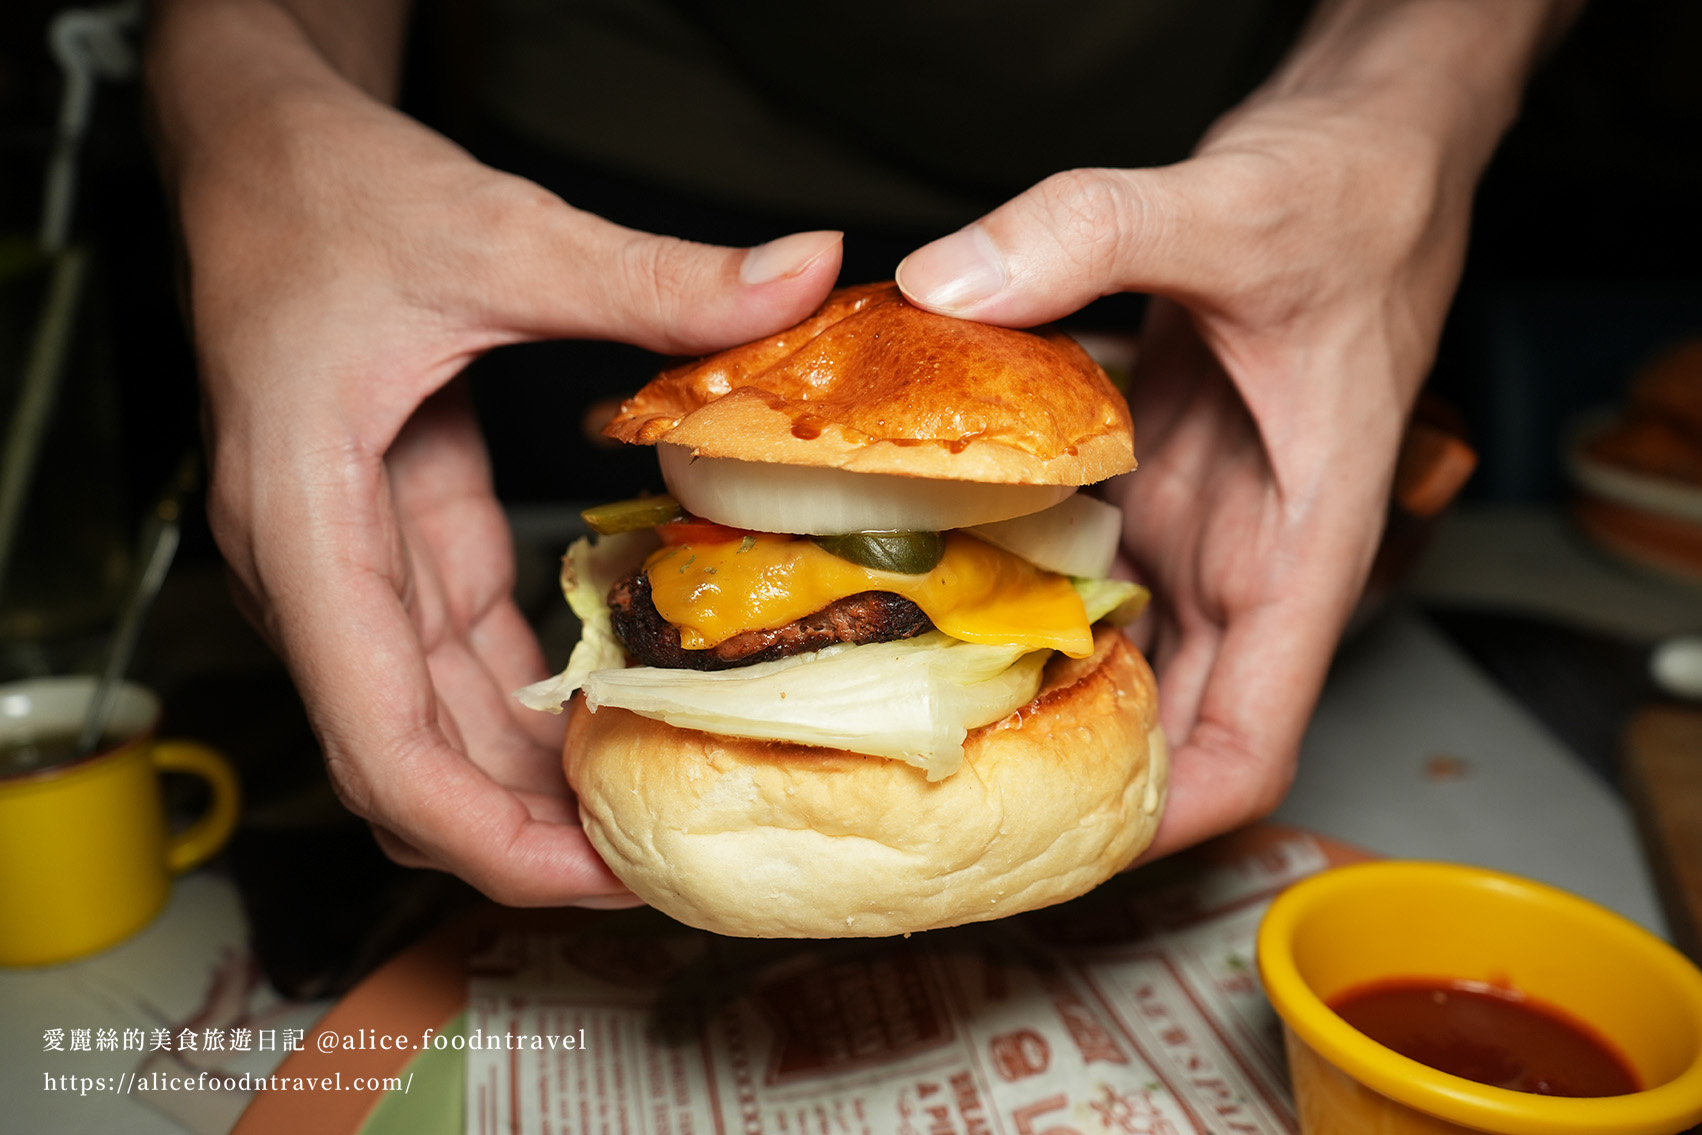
[1257,861,1702,1135]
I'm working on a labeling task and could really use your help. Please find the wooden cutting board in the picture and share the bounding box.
[1622,705,1702,961]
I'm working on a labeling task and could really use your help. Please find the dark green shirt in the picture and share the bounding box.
[481,0,1309,229]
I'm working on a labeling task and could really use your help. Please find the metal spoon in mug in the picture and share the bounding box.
[75,496,181,755]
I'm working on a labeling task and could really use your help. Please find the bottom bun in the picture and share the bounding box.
[564,626,1167,938]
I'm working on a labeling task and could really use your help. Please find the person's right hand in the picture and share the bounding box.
[146,0,842,905]
[894,0,1581,861]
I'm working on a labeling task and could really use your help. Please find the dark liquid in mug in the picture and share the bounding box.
[0,731,119,777]
[1329,978,1639,1097]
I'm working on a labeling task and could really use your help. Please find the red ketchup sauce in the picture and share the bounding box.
[1327,979,1640,1097]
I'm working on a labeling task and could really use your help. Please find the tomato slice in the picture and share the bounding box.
[654,518,760,546]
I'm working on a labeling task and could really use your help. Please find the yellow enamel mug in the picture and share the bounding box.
[1257,861,1702,1135]
[0,676,240,966]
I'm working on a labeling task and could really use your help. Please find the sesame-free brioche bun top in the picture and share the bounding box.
[604,282,1135,486]
[565,626,1167,939]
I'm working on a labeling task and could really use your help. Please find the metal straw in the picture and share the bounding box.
[75,497,181,755]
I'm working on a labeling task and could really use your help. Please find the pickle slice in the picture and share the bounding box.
[812,531,945,575]
[580,495,685,534]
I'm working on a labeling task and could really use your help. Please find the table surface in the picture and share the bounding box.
[4,502,1695,1134]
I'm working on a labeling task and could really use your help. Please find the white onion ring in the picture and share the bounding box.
[659,444,1076,535]
[967,494,1124,578]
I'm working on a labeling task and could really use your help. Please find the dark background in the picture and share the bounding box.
[1,0,1700,541]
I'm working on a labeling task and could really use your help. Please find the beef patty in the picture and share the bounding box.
[608,568,934,671]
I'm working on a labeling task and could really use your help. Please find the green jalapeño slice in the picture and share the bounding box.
[580,494,685,534]
[812,531,945,575]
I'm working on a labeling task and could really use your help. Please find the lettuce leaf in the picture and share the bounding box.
[515,537,1147,778]
[582,633,1046,780]
[1073,576,1149,625]
[513,532,654,714]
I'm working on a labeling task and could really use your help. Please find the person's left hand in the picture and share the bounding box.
[146,0,845,905]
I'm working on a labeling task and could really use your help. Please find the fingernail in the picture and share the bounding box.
[895,225,1007,314]
[741,230,842,285]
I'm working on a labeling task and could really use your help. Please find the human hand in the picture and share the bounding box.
[896,0,1576,858]
[147,0,841,904]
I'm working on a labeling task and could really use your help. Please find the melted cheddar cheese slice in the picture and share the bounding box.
[644,532,1093,657]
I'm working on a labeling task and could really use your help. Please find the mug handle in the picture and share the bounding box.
[149,740,242,874]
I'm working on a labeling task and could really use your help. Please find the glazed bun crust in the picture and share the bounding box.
[564,627,1167,938]
[604,283,1135,486]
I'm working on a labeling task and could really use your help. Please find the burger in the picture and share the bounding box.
[518,282,1167,937]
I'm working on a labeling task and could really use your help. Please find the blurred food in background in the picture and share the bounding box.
[1583,341,1702,482]
[1568,340,1702,585]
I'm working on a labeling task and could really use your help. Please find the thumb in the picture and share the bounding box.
[895,167,1218,327]
[499,209,844,356]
